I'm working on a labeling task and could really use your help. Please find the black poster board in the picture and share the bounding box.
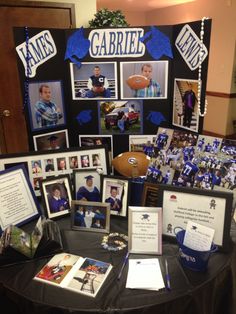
[14,20,211,157]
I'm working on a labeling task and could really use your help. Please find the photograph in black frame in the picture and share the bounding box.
[40,174,72,220]
[0,165,41,232]
[101,175,130,217]
[71,200,110,233]
[73,169,102,202]
[156,184,233,251]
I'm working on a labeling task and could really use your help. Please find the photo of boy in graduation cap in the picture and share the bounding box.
[33,130,69,151]
[75,172,101,202]
[105,186,122,213]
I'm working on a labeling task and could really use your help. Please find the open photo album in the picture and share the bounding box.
[34,253,113,297]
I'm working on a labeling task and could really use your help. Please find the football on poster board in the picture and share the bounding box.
[126,75,150,90]
[112,152,150,177]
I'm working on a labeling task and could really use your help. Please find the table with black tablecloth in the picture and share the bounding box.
[0,217,236,314]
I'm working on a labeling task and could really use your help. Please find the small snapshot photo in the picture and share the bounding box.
[74,170,101,202]
[41,175,72,219]
[196,135,223,154]
[79,135,113,172]
[172,79,199,132]
[71,200,110,233]
[35,253,80,285]
[99,100,142,135]
[80,155,90,168]
[33,129,69,151]
[69,156,79,170]
[57,157,67,171]
[129,135,158,158]
[120,61,168,99]
[70,62,117,100]
[101,176,129,217]
[67,257,112,297]
[28,80,66,131]
[31,160,43,174]
[44,158,55,173]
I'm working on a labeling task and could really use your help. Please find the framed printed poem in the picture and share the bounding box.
[157,184,233,251]
[101,175,129,217]
[0,146,109,197]
[0,165,40,232]
[128,206,162,255]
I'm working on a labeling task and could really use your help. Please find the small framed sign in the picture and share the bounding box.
[128,206,162,255]
[157,184,233,251]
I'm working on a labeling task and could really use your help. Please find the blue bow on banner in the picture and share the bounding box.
[146,111,166,125]
[64,27,90,68]
[140,26,173,60]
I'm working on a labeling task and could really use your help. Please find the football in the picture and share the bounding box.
[94,86,104,94]
[112,151,150,177]
[126,75,150,90]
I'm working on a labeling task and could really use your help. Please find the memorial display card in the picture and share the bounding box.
[128,206,162,255]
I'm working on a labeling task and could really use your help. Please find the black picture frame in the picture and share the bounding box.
[101,175,130,217]
[156,184,233,252]
[40,174,73,220]
[0,146,109,197]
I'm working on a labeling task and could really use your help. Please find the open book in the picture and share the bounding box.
[34,253,113,297]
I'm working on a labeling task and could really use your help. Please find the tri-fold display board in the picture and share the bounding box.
[14,20,211,157]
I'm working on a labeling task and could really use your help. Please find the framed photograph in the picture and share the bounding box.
[40,175,72,220]
[99,100,143,135]
[172,78,199,132]
[33,129,69,151]
[101,175,129,217]
[0,165,40,232]
[70,62,118,100]
[141,182,160,207]
[28,80,66,131]
[0,146,109,197]
[157,185,233,251]
[74,169,101,202]
[128,206,162,255]
[120,61,168,99]
[79,135,113,172]
[71,200,110,233]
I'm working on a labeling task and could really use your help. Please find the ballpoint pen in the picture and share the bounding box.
[117,251,129,280]
[165,259,171,291]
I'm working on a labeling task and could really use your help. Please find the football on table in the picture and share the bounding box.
[112,152,150,177]
[126,75,150,90]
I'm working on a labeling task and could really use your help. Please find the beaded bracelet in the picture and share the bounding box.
[101,233,128,251]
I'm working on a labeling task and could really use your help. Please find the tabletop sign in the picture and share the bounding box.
[128,206,162,255]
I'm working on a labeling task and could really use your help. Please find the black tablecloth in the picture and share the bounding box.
[0,217,236,314]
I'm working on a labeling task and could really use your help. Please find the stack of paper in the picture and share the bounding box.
[126,258,165,291]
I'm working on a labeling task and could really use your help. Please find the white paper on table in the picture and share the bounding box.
[183,221,215,251]
[126,258,165,291]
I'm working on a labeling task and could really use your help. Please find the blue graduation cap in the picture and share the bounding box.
[64,27,90,68]
[139,26,173,60]
[85,175,94,180]
[146,111,166,125]
[47,135,58,141]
